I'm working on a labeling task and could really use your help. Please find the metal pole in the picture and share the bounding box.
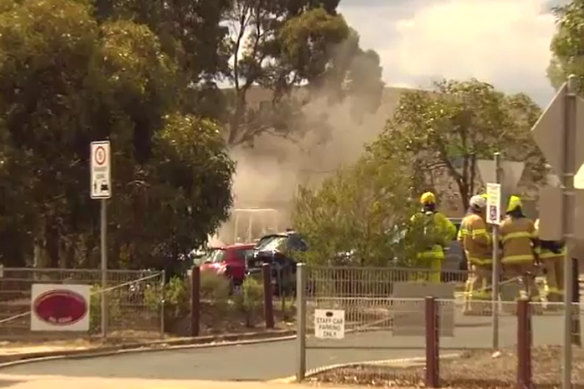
[160,270,166,339]
[572,259,581,346]
[517,298,533,389]
[262,263,275,329]
[296,263,307,381]
[562,74,578,389]
[100,199,108,338]
[492,152,501,351]
[191,266,200,337]
[425,296,439,388]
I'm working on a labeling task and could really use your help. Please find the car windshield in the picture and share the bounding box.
[255,235,279,250]
[259,236,286,252]
[205,249,225,263]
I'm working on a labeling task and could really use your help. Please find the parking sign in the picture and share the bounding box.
[90,141,111,199]
[486,183,501,224]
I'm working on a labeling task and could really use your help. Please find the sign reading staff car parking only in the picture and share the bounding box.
[314,309,345,339]
[90,141,111,199]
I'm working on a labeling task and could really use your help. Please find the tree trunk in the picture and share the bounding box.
[45,220,60,268]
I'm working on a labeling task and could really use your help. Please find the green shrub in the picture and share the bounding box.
[200,272,230,304]
[145,276,189,327]
[89,284,121,334]
[199,272,231,330]
[234,277,264,327]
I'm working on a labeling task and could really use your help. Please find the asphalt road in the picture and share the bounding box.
[0,313,567,381]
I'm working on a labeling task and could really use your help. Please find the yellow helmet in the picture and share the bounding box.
[506,195,523,213]
[420,192,436,205]
[480,193,488,200]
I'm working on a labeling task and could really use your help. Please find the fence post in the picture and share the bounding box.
[262,263,275,329]
[160,270,166,339]
[572,258,581,346]
[296,263,307,382]
[190,266,200,337]
[425,296,440,388]
[517,298,533,389]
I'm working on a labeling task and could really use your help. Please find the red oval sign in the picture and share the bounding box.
[33,289,88,326]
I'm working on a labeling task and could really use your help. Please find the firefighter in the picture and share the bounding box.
[411,192,457,283]
[534,218,565,302]
[460,195,492,312]
[499,195,538,300]
[458,193,491,311]
[457,209,472,310]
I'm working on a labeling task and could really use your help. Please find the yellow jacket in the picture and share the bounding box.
[460,213,491,266]
[411,211,456,260]
[499,216,537,264]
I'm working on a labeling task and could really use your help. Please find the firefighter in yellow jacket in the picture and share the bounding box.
[411,192,457,283]
[460,195,492,310]
[534,218,565,302]
[500,195,538,300]
[458,193,488,310]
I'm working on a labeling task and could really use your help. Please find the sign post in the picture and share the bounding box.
[478,155,524,352]
[90,141,111,338]
[486,153,502,351]
[531,75,584,389]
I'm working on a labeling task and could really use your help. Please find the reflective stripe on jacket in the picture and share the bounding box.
[538,247,566,260]
[499,216,536,264]
[411,211,456,261]
[461,213,491,266]
[533,219,565,261]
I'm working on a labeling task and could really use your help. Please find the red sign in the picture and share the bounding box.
[94,145,106,166]
[32,289,88,326]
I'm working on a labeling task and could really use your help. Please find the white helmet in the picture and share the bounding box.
[469,195,487,211]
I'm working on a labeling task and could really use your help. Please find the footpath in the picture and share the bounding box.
[0,374,379,389]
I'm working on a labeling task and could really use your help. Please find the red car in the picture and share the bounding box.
[200,243,255,286]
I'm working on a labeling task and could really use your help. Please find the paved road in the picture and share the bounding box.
[0,339,424,381]
[0,312,567,381]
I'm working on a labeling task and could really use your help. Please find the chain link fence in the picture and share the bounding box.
[0,267,165,340]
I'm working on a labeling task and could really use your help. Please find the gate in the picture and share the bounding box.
[295,264,481,380]
[0,268,165,340]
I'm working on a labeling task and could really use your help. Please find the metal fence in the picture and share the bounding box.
[296,265,470,379]
[296,264,584,387]
[0,267,165,340]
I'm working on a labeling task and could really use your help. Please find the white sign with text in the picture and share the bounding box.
[90,141,111,199]
[314,309,345,339]
[486,183,501,224]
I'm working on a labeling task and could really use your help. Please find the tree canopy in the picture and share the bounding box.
[292,150,419,266]
[548,0,584,90]
[371,79,545,210]
[94,0,384,146]
[0,0,384,269]
[0,0,234,269]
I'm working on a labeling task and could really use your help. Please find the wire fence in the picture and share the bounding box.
[298,264,584,388]
[0,267,165,340]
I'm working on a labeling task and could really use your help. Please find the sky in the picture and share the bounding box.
[338,0,567,107]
